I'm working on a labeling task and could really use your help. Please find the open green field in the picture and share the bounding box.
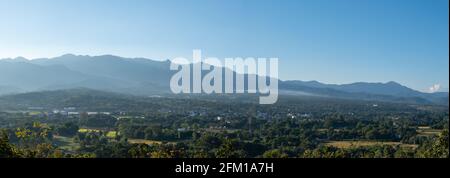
[28,111,43,116]
[128,139,163,145]
[53,135,80,151]
[324,140,418,149]
[78,128,102,133]
[127,139,176,145]
[416,126,442,136]
[106,131,117,138]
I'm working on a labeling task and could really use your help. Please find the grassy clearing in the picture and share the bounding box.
[416,126,442,136]
[128,139,163,145]
[28,111,42,116]
[127,139,176,145]
[78,128,102,133]
[53,135,80,151]
[106,131,117,138]
[324,140,418,149]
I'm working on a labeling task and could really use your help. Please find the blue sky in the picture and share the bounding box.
[0,0,448,92]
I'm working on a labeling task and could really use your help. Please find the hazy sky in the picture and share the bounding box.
[0,0,448,92]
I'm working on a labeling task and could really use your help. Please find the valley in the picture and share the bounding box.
[0,89,448,158]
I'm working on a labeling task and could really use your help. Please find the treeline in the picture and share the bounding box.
[1,127,448,158]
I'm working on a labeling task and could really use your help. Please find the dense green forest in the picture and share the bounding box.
[1,89,448,158]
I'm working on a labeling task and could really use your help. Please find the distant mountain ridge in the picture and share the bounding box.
[281,80,447,98]
[0,54,448,105]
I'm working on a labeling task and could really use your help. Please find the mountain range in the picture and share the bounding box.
[0,54,448,105]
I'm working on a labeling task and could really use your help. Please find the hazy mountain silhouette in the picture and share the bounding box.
[0,54,447,105]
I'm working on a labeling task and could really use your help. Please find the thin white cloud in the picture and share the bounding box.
[428,84,441,93]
